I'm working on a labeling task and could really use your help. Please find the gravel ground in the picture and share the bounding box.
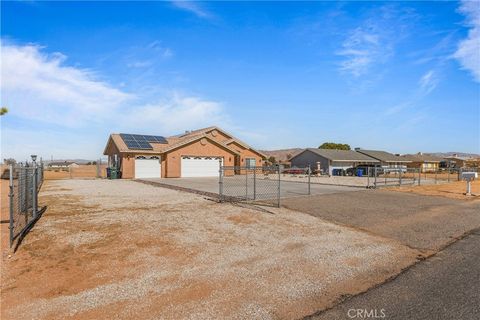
[1,180,419,320]
[282,190,480,252]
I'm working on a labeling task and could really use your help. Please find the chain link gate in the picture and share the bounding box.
[8,162,44,249]
[219,166,282,207]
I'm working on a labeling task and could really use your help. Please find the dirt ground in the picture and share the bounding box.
[389,180,479,200]
[1,180,419,319]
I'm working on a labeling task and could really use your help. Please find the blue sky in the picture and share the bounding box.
[1,1,479,161]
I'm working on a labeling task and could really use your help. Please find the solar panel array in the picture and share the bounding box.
[120,133,168,150]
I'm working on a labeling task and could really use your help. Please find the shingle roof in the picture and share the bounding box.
[401,153,443,162]
[296,148,380,162]
[104,126,264,157]
[356,149,411,163]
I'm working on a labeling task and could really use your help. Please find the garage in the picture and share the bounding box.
[135,156,161,178]
[181,156,223,177]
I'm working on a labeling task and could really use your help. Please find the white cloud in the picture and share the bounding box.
[454,0,480,82]
[119,93,229,134]
[1,42,231,160]
[1,42,131,126]
[170,1,211,19]
[419,69,439,95]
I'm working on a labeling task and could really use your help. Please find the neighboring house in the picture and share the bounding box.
[103,126,266,179]
[290,148,379,175]
[401,153,442,172]
[48,161,79,168]
[355,149,411,170]
[442,155,479,168]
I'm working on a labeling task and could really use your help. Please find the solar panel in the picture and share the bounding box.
[120,133,168,150]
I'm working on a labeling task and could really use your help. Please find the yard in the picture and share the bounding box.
[1,179,419,319]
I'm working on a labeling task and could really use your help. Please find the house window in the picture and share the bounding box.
[246,158,256,168]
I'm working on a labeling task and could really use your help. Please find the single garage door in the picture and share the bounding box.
[135,156,161,178]
[181,156,223,177]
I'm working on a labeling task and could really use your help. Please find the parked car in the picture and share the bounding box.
[282,167,307,175]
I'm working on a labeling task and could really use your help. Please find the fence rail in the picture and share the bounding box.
[8,162,44,249]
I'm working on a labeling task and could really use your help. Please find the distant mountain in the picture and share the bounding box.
[260,148,303,161]
[426,152,480,159]
[43,159,105,165]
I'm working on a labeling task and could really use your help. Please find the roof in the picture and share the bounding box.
[104,126,266,158]
[293,148,380,162]
[401,153,443,162]
[356,149,411,163]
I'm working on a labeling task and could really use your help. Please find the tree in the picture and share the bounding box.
[267,156,276,164]
[92,161,97,165]
[318,142,351,150]
[0,107,8,116]
[86,162,92,165]
[3,158,16,165]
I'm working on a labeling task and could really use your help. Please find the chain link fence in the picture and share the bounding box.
[8,162,44,249]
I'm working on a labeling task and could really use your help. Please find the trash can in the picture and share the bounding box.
[110,168,117,179]
[106,167,111,179]
[357,169,363,177]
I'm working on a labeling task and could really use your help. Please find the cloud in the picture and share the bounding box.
[119,93,229,133]
[1,42,228,136]
[453,0,480,82]
[170,1,211,19]
[337,5,417,79]
[1,41,131,126]
[418,70,439,95]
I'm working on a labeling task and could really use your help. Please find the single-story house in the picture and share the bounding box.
[442,155,479,168]
[290,148,379,175]
[401,153,442,172]
[355,149,411,170]
[103,126,266,179]
[48,161,79,168]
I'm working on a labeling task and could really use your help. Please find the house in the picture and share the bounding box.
[442,155,479,168]
[290,148,379,175]
[48,161,79,168]
[355,149,411,170]
[401,153,442,172]
[103,126,266,179]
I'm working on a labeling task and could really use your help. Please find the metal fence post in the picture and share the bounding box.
[9,165,14,247]
[253,167,256,200]
[374,166,377,188]
[218,163,223,202]
[399,167,402,186]
[308,166,311,195]
[418,168,421,186]
[32,164,38,219]
[447,166,450,182]
[245,167,248,201]
[435,170,437,184]
[367,167,370,188]
[277,165,281,208]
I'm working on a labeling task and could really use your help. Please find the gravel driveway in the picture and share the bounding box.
[1,180,419,320]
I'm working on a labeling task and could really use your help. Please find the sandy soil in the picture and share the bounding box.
[44,165,107,180]
[1,180,419,319]
[1,180,10,254]
[389,180,479,200]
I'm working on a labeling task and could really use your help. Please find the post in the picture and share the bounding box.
[218,162,223,202]
[374,166,377,188]
[447,165,450,182]
[399,167,402,186]
[32,164,38,219]
[245,166,248,201]
[9,165,14,247]
[308,166,311,195]
[277,165,281,208]
[367,166,370,188]
[253,166,257,200]
[466,179,471,195]
[418,167,421,186]
[435,169,437,184]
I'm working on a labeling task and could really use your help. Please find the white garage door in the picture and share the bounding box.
[181,156,222,177]
[135,157,161,179]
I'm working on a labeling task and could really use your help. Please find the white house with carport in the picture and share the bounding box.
[290,148,379,175]
[355,149,411,171]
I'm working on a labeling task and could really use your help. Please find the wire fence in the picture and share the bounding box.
[8,161,44,249]
[219,165,479,207]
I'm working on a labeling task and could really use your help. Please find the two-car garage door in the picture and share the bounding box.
[181,156,223,177]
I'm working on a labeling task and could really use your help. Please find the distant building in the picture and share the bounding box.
[401,153,442,172]
[48,161,79,168]
[290,148,379,175]
[442,155,479,168]
[355,149,411,170]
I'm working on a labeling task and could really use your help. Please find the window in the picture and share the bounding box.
[246,158,256,168]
